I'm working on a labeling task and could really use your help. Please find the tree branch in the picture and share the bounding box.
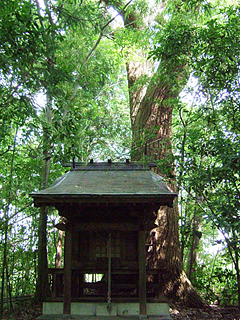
[63,0,133,119]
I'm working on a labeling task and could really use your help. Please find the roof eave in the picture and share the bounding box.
[32,193,177,208]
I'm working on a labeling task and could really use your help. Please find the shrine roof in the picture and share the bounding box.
[31,161,177,207]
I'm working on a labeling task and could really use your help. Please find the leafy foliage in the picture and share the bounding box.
[0,0,131,308]
[0,0,240,309]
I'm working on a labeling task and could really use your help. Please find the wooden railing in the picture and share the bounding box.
[47,268,161,302]
[2,295,34,305]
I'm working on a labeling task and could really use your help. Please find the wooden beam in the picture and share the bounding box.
[63,229,72,315]
[73,222,141,231]
[138,230,147,318]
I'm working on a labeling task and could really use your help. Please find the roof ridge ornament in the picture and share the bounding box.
[61,160,158,171]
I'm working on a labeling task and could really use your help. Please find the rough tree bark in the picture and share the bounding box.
[127,53,205,308]
[115,1,206,306]
[127,48,206,305]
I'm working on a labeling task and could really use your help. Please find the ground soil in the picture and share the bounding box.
[2,301,240,319]
[170,304,240,320]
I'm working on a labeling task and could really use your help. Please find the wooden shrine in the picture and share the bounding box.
[31,161,177,319]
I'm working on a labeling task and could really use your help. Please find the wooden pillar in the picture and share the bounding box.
[107,232,112,306]
[138,229,147,318]
[63,228,72,315]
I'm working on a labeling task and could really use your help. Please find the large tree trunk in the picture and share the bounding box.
[107,0,205,306]
[127,49,205,307]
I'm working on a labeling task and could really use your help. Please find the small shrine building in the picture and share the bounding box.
[31,160,177,319]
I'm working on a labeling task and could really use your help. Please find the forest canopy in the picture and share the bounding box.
[0,0,239,313]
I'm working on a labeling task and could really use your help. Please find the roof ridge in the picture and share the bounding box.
[61,161,157,171]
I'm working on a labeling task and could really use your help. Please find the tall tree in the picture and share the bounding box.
[101,0,238,305]
[106,0,207,306]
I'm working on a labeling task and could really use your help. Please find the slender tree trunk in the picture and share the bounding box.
[36,158,51,301]
[36,207,50,301]
[6,262,13,311]
[55,230,64,269]
[0,225,13,314]
[35,0,54,301]
[235,252,240,307]
[186,206,202,282]
[232,232,240,306]
[0,128,18,316]
[36,96,52,301]
[0,218,8,317]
